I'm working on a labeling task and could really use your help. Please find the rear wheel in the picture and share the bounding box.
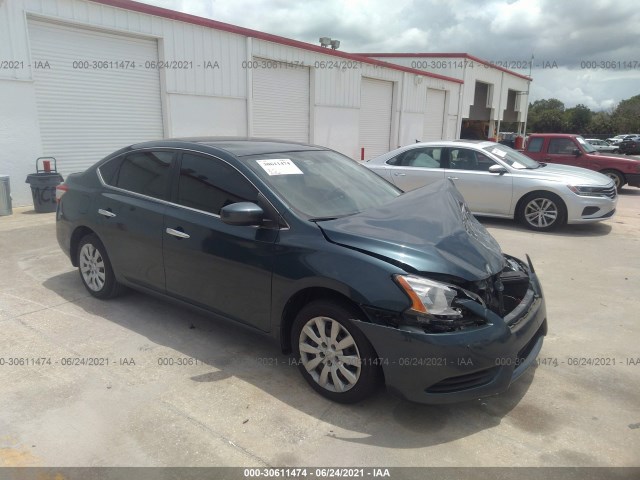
[600,169,625,190]
[292,300,380,403]
[517,192,567,232]
[77,234,123,299]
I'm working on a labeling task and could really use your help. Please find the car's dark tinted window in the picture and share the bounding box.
[113,151,173,199]
[99,156,124,185]
[526,137,544,153]
[177,153,258,215]
[387,147,443,167]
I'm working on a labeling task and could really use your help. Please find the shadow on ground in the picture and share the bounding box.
[43,271,544,449]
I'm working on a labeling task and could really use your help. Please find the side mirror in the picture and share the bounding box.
[572,149,582,156]
[220,202,264,226]
[488,165,508,175]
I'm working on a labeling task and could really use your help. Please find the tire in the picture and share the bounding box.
[77,234,123,299]
[517,192,567,232]
[291,300,380,403]
[600,169,625,190]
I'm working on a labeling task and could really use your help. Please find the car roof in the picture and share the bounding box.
[130,137,327,157]
[414,140,497,148]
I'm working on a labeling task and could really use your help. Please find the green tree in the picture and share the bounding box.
[563,104,592,133]
[527,98,565,132]
[586,111,613,134]
[611,95,640,132]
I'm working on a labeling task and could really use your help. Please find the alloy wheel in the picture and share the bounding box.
[524,197,558,229]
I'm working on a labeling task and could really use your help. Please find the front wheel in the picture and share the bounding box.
[292,300,380,403]
[600,169,625,190]
[77,234,123,299]
[517,192,567,232]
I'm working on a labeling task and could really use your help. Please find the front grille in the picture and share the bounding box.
[426,367,499,394]
[594,185,617,199]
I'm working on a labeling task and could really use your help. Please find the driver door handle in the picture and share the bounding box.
[98,209,116,218]
[447,176,459,180]
[165,228,190,239]
[393,172,406,176]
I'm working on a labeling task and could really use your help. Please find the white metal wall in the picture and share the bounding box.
[359,78,393,160]
[27,19,164,176]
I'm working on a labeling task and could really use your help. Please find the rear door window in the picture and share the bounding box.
[108,151,174,199]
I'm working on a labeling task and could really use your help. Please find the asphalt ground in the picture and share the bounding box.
[0,187,638,471]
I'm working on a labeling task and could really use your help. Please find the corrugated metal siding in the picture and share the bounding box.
[28,18,163,175]
[1,0,247,97]
[359,77,393,159]
[423,89,446,141]
[252,57,309,142]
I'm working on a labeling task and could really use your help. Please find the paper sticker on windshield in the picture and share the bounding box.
[491,148,507,158]
[256,159,303,175]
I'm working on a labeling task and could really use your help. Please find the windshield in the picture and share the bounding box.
[245,150,402,219]
[575,136,597,153]
[482,144,541,169]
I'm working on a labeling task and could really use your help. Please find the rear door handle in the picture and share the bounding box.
[165,227,190,239]
[393,172,406,176]
[98,208,116,218]
[447,176,459,180]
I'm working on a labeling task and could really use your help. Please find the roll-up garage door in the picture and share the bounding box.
[423,89,446,141]
[252,59,310,142]
[359,78,393,160]
[27,19,163,176]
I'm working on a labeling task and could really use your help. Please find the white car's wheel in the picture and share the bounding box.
[518,192,567,232]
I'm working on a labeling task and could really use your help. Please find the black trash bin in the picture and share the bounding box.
[26,157,64,213]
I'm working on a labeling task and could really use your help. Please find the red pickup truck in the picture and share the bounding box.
[522,134,640,190]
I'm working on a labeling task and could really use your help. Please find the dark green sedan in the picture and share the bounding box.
[56,138,547,404]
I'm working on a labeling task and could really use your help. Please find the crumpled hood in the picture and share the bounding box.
[318,179,505,281]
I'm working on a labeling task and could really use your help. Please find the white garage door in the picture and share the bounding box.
[423,89,446,141]
[28,20,163,176]
[252,59,310,142]
[359,78,393,160]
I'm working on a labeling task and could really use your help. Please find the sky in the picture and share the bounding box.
[140,0,640,111]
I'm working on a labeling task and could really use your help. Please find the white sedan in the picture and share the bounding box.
[365,140,618,231]
[585,138,619,153]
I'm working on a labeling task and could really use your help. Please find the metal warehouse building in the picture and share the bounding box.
[0,0,527,206]
[364,53,532,141]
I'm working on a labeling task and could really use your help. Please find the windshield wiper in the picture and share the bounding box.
[309,211,360,222]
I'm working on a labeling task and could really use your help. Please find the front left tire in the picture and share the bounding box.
[292,300,380,403]
[77,234,123,299]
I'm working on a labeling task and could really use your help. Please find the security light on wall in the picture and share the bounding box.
[319,37,332,47]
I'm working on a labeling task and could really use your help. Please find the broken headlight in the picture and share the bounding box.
[394,274,486,333]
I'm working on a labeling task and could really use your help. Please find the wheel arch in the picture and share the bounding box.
[69,226,97,267]
[279,287,370,354]
[514,189,567,218]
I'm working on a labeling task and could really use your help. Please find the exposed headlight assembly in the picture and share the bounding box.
[394,275,485,333]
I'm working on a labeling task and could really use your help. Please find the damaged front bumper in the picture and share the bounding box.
[356,261,547,404]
